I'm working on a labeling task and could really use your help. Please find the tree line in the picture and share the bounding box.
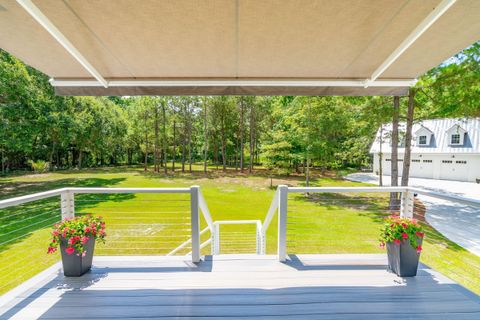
[0,42,478,176]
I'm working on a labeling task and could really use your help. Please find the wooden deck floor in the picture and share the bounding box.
[1,254,479,319]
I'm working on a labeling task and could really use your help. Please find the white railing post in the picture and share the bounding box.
[60,190,75,220]
[256,221,263,254]
[400,190,414,218]
[190,186,200,263]
[214,222,220,255]
[278,185,288,262]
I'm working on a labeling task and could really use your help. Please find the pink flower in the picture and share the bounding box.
[379,242,385,249]
[47,246,56,254]
[52,230,59,236]
[84,226,91,233]
[82,251,87,257]
[99,229,105,236]
[402,232,408,239]
[416,245,423,253]
[81,236,89,245]
[68,237,77,245]
[393,239,401,245]
[65,247,75,255]
[415,231,424,238]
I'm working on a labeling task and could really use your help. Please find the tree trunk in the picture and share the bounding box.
[240,98,245,173]
[203,97,208,174]
[401,88,416,187]
[221,126,227,172]
[249,105,254,173]
[78,150,83,169]
[1,149,5,175]
[188,104,192,173]
[162,101,168,174]
[181,104,186,173]
[306,157,310,187]
[144,112,149,172]
[390,96,400,209]
[379,125,383,187]
[154,103,159,173]
[172,121,176,172]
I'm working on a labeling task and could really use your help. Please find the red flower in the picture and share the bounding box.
[81,236,89,245]
[416,245,422,253]
[393,239,401,245]
[65,247,75,255]
[52,230,59,236]
[68,237,77,245]
[47,246,56,254]
[402,232,408,239]
[415,231,424,238]
[401,223,408,228]
[84,226,91,233]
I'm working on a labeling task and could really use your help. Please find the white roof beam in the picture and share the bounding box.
[365,0,457,87]
[16,0,108,88]
[50,79,417,88]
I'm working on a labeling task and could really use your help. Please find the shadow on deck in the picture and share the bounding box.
[1,254,479,319]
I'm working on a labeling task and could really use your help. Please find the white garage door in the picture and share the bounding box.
[411,159,434,179]
[381,158,403,176]
[440,159,469,181]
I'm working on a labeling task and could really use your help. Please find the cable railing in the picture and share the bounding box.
[211,220,263,255]
[261,184,480,294]
[0,186,214,295]
[1,183,479,295]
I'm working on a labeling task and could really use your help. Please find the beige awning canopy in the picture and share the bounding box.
[1,0,479,96]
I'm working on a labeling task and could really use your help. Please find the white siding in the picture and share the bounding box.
[374,153,480,182]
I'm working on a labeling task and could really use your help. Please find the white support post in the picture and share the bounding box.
[256,222,262,255]
[190,186,200,263]
[400,191,415,218]
[214,222,220,255]
[277,185,288,262]
[60,190,75,220]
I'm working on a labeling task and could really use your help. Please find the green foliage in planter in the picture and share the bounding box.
[380,215,424,253]
[48,215,106,256]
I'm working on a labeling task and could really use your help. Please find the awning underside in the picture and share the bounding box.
[0,0,479,96]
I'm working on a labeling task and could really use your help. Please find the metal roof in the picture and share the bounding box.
[0,0,479,96]
[370,118,480,154]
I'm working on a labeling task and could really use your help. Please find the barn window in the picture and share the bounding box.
[418,135,427,145]
[423,160,432,163]
[451,134,461,145]
[412,159,420,163]
[442,160,453,163]
[456,160,467,164]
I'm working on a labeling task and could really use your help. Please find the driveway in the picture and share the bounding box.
[346,173,480,256]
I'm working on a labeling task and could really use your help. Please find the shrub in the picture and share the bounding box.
[27,160,49,173]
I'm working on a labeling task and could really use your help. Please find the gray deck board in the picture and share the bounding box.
[0,254,479,319]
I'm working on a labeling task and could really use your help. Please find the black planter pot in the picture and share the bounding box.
[387,238,422,277]
[60,237,95,277]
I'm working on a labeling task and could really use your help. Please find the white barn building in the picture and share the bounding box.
[370,118,480,182]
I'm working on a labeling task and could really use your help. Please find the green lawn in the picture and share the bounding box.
[1,166,479,296]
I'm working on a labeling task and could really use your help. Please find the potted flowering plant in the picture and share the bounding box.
[48,215,106,277]
[379,215,424,277]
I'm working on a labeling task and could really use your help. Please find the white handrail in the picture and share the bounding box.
[167,226,211,256]
[198,190,214,230]
[70,187,191,194]
[409,187,480,207]
[287,186,408,193]
[261,189,279,233]
[0,188,67,209]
